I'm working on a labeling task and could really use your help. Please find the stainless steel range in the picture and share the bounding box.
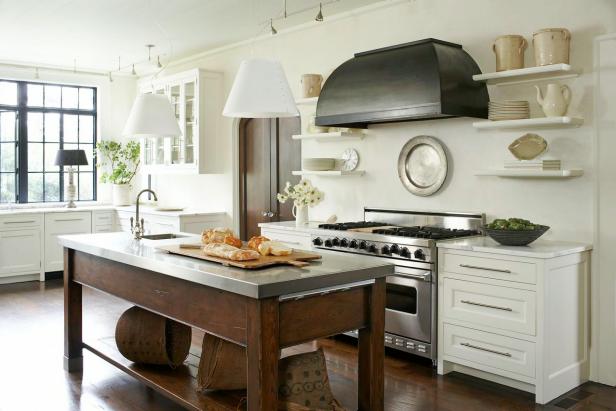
[310,208,485,364]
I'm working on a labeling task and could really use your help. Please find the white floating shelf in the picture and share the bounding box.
[292,170,365,177]
[295,97,319,105]
[473,116,584,130]
[475,169,584,178]
[292,131,365,142]
[473,64,581,86]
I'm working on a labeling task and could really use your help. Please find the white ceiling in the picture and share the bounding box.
[0,0,379,74]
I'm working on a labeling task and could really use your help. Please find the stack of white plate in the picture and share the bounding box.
[302,158,336,171]
[488,100,530,121]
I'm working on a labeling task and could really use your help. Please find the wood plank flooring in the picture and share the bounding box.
[0,279,614,411]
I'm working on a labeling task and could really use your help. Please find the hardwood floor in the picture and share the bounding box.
[0,279,614,411]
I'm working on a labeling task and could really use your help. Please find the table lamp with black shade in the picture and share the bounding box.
[54,149,88,208]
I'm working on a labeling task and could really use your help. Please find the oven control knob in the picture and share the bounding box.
[390,244,400,254]
[381,245,391,255]
[324,239,333,248]
[312,237,323,246]
[414,249,426,260]
[340,238,349,247]
[400,247,410,257]
[359,241,367,250]
[368,244,377,253]
[349,239,358,249]
[332,237,340,246]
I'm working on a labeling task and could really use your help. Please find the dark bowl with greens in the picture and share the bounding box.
[484,218,549,246]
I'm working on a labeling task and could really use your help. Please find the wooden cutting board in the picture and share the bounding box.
[157,244,322,269]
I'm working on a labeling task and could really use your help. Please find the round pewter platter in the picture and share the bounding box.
[397,135,448,196]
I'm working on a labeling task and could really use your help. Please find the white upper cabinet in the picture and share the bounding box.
[138,69,223,174]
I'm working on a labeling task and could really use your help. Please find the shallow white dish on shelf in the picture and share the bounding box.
[302,158,336,171]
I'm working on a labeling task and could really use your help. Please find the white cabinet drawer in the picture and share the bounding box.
[443,278,536,335]
[0,214,43,230]
[443,323,536,378]
[93,225,114,233]
[92,211,114,226]
[0,229,41,277]
[260,228,312,250]
[443,252,536,284]
[46,212,92,232]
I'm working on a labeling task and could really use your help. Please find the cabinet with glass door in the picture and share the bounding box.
[138,69,222,174]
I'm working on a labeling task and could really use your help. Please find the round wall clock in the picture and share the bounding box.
[341,148,359,171]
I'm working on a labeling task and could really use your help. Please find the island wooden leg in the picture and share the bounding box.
[357,277,385,411]
[246,298,280,411]
[64,248,83,372]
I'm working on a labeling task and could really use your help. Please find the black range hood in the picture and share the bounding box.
[315,39,489,128]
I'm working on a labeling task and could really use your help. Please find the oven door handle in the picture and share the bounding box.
[387,273,431,287]
[392,267,432,282]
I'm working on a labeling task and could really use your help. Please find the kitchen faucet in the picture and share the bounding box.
[131,189,158,240]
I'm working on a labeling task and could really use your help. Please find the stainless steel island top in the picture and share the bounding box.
[58,232,394,299]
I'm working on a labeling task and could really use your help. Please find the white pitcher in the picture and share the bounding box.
[535,83,571,117]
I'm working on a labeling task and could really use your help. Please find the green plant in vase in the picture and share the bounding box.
[96,140,140,205]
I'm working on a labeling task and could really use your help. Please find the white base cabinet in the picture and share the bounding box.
[437,247,591,404]
[44,212,92,272]
[0,214,43,282]
[259,227,313,250]
[115,210,225,235]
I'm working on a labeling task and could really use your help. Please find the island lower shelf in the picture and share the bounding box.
[83,337,244,411]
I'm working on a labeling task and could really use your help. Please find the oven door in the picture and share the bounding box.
[385,266,432,343]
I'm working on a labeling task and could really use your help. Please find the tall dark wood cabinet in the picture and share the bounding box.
[238,117,300,240]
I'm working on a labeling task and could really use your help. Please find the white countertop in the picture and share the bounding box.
[437,236,592,259]
[58,232,393,298]
[258,221,322,234]
[0,203,225,218]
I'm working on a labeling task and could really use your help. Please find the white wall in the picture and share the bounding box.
[0,67,137,203]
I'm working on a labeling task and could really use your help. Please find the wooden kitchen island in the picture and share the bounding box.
[60,233,393,411]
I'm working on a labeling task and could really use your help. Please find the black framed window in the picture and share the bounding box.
[0,79,97,203]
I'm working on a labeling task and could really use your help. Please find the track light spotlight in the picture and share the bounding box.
[315,3,324,22]
[270,18,278,35]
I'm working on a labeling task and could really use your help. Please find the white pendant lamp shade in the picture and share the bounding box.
[122,93,182,137]
[223,58,299,118]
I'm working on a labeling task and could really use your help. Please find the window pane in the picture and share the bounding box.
[28,173,44,202]
[27,84,43,106]
[45,143,60,172]
[0,173,16,203]
[45,113,60,141]
[79,144,94,171]
[44,85,61,108]
[62,87,78,109]
[1,143,15,172]
[78,172,93,200]
[27,113,44,141]
[0,81,17,106]
[79,88,94,110]
[64,114,78,143]
[28,143,43,172]
[44,173,60,202]
[0,111,16,141]
[64,143,78,152]
[79,115,94,142]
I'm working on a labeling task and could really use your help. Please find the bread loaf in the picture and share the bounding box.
[201,228,234,244]
[257,241,292,256]
[202,243,260,261]
[223,235,242,248]
[247,235,270,251]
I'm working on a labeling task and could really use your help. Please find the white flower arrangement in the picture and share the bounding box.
[276,179,324,208]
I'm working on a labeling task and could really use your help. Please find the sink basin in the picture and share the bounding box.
[141,233,188,240]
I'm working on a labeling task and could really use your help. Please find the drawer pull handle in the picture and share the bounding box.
[460,300,513,312]
[461,342,512,357]
[4,220,36,224]
[459,264,512,274]
[54,218,84,222]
